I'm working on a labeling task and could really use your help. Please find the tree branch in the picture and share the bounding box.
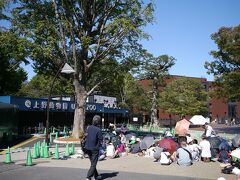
[52,0,69,62]
[87,77,108,96]
[86,28,125,70]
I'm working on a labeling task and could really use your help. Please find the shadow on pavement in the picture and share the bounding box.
[0,135,33,150]
[101,171,119,179]
[16,160,51,166]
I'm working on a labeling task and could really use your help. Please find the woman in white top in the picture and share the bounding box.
[145,146,155,158]
[106,143,115,158]
[159,149,172,165]
[199,136,211,162]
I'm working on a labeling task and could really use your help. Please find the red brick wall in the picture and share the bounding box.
[209,98,228,119]
[137,75,240,122]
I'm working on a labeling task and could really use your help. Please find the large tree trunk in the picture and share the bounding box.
[72,78,87,138]
[151,77,159,128]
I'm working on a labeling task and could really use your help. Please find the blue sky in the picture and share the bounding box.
[7,0,240,81]
[141,0,240,81]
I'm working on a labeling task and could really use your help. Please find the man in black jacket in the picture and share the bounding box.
[85,115,103,180]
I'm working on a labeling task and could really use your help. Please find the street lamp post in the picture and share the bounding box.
[45,63,75,144]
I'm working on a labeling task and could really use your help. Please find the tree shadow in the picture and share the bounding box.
[101,171,119,179]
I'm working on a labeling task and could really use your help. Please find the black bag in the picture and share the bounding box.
[81,137,87,153]
[222,166,233,174]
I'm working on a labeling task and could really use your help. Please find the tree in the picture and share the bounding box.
[0,31,28,95]
[117,73,150,112]
[138,53,175,127]
[10,0,154,138]
[17,74,74,98]
[160,77,208,117]
[0,0,11,22]
[205,25,240,101]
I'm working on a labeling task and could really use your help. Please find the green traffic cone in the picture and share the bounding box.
[32,144,37,159]
[55,132,58,139]
[65,143,69,156]
[36,142,40,158]
[26,148,33,166]
[50,133,53,144]
[43,145,49,158]
[70,143,75,155]
[4,147,13,164]
[7,146,10,153]
[53,144,60,159]
[40,145,44,158]
[42,140,46,147]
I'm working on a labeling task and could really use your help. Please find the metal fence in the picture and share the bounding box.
[217,117,240,126]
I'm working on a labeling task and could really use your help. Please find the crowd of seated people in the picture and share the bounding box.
[81,123,240,177]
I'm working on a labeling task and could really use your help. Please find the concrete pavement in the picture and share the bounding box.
[0,146,237,180]
[1,126,239,180]
[0,165,213,180]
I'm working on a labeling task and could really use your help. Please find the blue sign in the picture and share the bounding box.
[0,96,128,114]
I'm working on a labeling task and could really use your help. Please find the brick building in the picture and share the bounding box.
[138,75,239,125]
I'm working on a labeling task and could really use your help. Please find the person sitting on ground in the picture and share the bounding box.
[106,142,116,158]
[129,137,141,154]
[153,145,164,162]
[98,147,106,161]
[121,124,129,134]
[231,141,240,169]
[199,135,211,162]
[115,143,126,157]
[159,148,172,165]
[176,136,193,166]
[187,137,201,161]
[119,132,127,144]
[218,140,231,163]
[98,139,108,161]
[109,123,117,135]
[152,139,162,160]
[145,144,156,158]
[218,147,231,164]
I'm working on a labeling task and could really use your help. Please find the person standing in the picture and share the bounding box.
[85,115,103,180]
[203,123,215,138]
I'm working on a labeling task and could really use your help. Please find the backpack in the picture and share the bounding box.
[81,136,87,153]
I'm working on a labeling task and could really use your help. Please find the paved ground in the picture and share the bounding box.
[190,123,240,135]
[0,126,239,180]
[0,146,237,180]
[0,165,212,180]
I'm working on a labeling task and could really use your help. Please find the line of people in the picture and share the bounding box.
[83,116,240,179]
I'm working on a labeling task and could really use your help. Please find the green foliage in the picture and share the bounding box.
[0,30,27,95]
[9,0,154,79]
[139,54,176,80]
[17,74,74,98]
[0,0,11,21]
[7,0,155,135]
[136,53,176,125]
[205,25,240,100]
[209,71,240,101]
[118,73,151,112]
[160,78,208,117]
